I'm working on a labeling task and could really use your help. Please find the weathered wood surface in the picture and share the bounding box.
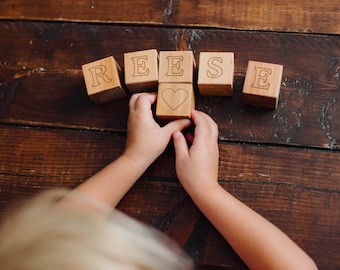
[1,21,339,149]
[1,126,339,269]
[0,0,339,34]
[1,1,340,269]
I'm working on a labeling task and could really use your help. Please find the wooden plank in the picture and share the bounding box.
[0,0,339,34]
[1,3,338,270]
[0,125,339,269]
[1,21,339,149]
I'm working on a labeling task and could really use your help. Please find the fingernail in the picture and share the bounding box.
[184,119,192,127]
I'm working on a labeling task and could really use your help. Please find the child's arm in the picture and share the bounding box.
[75,93,191,208]
[173,110,317,270]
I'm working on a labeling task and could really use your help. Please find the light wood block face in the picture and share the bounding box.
[242,61,283,109]
[158,51,196,83]
[198,52,234,96]
[156,83,195,119]
[82,56,126,104]
[124,49,159,93]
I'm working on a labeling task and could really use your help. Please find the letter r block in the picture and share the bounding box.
[242,61,283,109]
[124,49,159,93]
[158,51,196,83]
[198,52,234,96]
[82,56,126,104]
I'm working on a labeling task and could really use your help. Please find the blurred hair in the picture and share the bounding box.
[0,189,193,270]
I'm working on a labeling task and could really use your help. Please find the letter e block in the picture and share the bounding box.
[158,51,196,83]
[242,61,283,109]
[156,83,195,119]
[82,56,126,105]
[124,49,159,93]
[198,52,234,96]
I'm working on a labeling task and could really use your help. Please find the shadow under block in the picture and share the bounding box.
[124,49,159,93]
[198,52,234,96]
[242,61,283,109]
[158,51,196,83]
[82,56,126,105]
[156,83,195,119]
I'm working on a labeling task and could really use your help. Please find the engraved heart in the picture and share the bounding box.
[162,88,188,110]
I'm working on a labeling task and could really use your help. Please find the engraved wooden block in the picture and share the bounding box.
[242,61,283,109]
[158,51,196,84]
[82,56,126,105]
[198,52,234,96]
[124,49,159,93]
[156,83,195,119]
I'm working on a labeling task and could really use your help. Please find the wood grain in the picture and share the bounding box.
[0,0,339,34]
[0,126,339,269]
[0,21,339,149]
[1,1,340,269]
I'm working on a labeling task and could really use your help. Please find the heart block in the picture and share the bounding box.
[156,83,195,119]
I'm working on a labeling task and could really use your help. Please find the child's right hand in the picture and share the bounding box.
[173,110,219,196]
[124,92,191,172]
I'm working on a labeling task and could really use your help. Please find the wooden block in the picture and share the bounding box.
[124,49,159,93]
[197,52,234,96]
[242,61,283,109]
[82,56,126,104]
[158,51,196,83]
[156,83,195,119]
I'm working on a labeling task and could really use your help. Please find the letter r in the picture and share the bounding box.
[88,65,112,87]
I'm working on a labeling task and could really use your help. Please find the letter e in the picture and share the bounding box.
[131,55,149,77]
[251,67,272,90]
[166,56,184,76]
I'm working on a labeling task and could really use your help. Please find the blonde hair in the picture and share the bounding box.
[0,189,193,270]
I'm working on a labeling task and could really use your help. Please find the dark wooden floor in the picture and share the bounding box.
[1,1,340,269]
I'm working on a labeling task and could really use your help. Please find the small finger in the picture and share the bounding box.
[191,110,219,142]
[173,131,189,160]
[161,119,192,138]
[129,92,157,112]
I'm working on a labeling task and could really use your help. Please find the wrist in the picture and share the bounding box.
[185,180,221,200]
[121,150,150,175]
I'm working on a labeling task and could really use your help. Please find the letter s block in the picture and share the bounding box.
[198,52,234,96]
[242,61,283,109]
[82,56,126,105]
[124,49,159,93]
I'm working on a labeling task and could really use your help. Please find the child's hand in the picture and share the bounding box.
[173,110,219,195]
[123,92,191,171]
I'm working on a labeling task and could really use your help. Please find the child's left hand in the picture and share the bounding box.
[123,92,191,171]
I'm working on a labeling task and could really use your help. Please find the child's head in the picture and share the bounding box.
[0,189,193,270]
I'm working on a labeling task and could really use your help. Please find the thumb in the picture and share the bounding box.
[172,130,189,160]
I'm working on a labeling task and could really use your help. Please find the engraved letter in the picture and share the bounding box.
[166,56,184,76]
[251,67,272,90]
[131,55,149,77]
[88,65,112,87]
[207,57,223,78]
